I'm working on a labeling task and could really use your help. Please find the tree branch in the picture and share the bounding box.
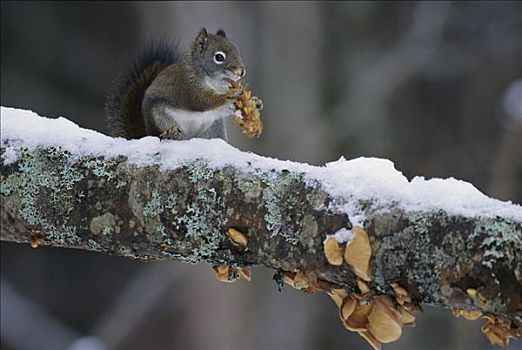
[1,107,521,346]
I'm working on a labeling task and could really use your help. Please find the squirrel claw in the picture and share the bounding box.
[160,124,183,140]
[252,96,263,110]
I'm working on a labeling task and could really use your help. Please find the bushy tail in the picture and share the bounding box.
[105,41,180,139]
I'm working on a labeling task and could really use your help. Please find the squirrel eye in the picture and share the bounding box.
[213,51,226,64]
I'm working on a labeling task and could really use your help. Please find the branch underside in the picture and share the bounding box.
[1,146,521,328]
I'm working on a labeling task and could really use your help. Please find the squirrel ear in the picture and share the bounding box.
[194,28,209,53]
[216,29,226,38]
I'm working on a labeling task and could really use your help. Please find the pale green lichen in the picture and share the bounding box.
[140,192,181,248]
[216,172,234,197]
[90,212,118,236]
[0,147,111,249]
[143,191,164,218]
[133,163,230,263]
[146,223,173,247]
[441,232,466,276]
[408,212,453,302]
[413,245,447,300]
[60,167,85,191]
[165,194,177,212]
[84,159,116,180]
[142,191,168,242]
[475,221,522,273]
[2,148,80,226]
[262,172,303,245]
[236,174,263,201]
[0,176,16,196]
[374,210,522,306]
[373,211,451,303]
[46,224,82,247]
[187,162,215,183]
[171,164,229,262]
[373,227,409,288]
[85,237,105,251]
[176,187,227,262]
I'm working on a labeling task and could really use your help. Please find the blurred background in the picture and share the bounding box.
[1,1,521,349]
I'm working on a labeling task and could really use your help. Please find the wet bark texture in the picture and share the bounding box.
[1,145,521,327]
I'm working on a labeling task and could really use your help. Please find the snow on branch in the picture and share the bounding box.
[1,107,521,348]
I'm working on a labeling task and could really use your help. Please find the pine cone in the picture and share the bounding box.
[229,80,263,138]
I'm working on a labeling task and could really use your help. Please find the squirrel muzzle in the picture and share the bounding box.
[226,67,245,82]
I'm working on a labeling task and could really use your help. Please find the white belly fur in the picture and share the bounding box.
[163,104,232,135]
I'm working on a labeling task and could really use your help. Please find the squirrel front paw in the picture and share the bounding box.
[159,123,183,140]
[226,85,243,101]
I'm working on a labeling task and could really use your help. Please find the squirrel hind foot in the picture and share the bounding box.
[159,123,183,140]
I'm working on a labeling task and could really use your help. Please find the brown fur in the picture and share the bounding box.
[106,29,244,140]
[117,61,167,138]
[105,41,179,139]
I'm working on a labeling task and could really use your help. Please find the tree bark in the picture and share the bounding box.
[1,139,521,329]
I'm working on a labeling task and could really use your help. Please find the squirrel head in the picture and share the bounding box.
[190,28,246,88]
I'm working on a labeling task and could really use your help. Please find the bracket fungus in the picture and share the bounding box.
[357,330,381,350]
[327,288,348,308]
[344,227,373,282]
[29,228,44,248]
[283,270,322,294]
[466,288,489,307]
[323,236,344,266]
[30,236,44,249]
[480,315,521,348]
[214,264,252,283]
[213,265,239,283]
[227,228,248,248]
[452,308,482,321]
[340,296,357,320]
[216,226,516,349]
[239,266,252,282]
[333,291,420,350]
[357,278,371,295]
[341,300,373,332]
[390,282,411,305]
[293,271,311,291]
[367,296,403,343]
[282,228,432,349]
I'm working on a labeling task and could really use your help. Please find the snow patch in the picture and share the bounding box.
[333,228,354,244]
[2,106,521,222]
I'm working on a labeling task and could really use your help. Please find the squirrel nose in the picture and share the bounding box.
[237,67,246,77]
